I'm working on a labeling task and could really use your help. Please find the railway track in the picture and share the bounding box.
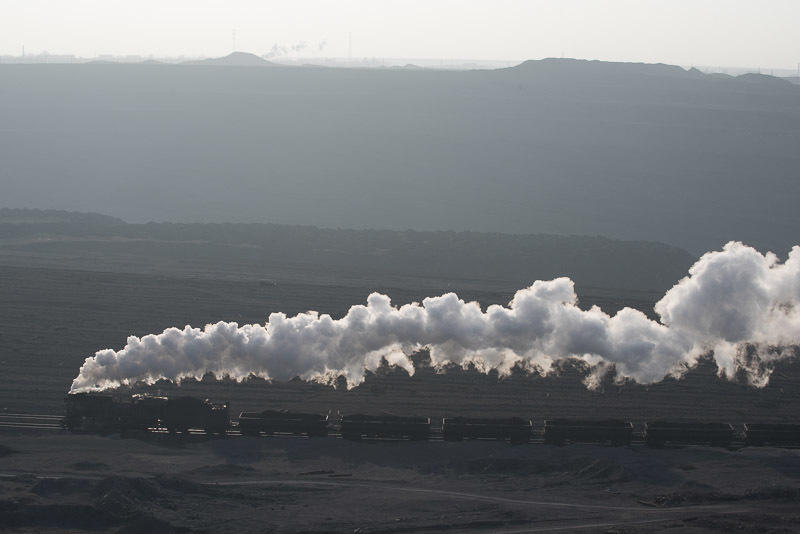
[0,413,64,431]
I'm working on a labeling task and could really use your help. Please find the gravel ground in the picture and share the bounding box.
[1,431,800,532]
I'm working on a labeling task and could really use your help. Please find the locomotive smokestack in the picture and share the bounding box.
[70,242,800,393]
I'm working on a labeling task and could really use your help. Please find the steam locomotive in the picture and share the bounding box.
[64,393,229,435]
[63,393,800,448]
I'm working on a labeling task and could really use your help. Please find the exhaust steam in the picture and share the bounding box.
[70,242,800,392]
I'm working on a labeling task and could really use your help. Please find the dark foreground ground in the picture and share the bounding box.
[1,431,800,533]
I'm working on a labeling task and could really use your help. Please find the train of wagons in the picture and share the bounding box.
[63,393,800,448]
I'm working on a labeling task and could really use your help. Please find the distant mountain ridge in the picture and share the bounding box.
[0,208,124,225]
[505,57,794,90]
[507,58,694,78]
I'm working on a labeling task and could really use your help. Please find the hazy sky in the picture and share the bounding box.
[2,0,799,68]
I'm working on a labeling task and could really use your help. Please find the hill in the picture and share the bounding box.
[182,51,276,67]
[1,59,798,254]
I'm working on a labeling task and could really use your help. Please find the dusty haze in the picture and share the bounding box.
[3,0,800,68]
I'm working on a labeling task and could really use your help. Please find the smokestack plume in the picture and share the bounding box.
[70,242,800,393]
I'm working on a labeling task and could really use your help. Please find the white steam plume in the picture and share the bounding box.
[70,242,800,393]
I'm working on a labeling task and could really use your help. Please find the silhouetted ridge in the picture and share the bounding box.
[506,58,794,88]
[0,209,694,293]
[185,52,276,67]
[0,208,124,226]
[737,72,792,86]
[506,58,693,79]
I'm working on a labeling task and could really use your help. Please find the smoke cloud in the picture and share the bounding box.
[265,40,321,59]
[70,242,800,393]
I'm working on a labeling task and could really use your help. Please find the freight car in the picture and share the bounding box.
[340,414,430,441]
[743,423,800,447]
[644,421,734,448]
[544,419,633,446]
[442,416,532,444]
[119,394,168,431]
[238,410,328,437]
[162,396,230,435]
[64,393,800,451]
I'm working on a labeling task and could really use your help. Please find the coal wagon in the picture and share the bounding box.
[340,414,430,441]
[644,421,734,448]
[442,416,532,444]
[544,419,633,446]
[161,396,230,435]
[238,410,328,437]
[744,423,800,447]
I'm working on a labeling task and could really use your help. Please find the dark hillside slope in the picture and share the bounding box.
[1,59,798,254]
[0,208,693,293]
